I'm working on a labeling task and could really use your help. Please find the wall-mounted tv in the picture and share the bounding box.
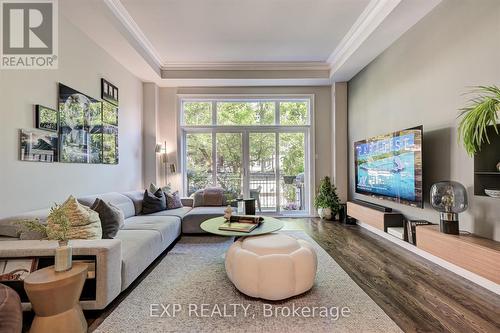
[354,126,423,208]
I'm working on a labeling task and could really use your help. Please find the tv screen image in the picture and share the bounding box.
[354,126,423,208]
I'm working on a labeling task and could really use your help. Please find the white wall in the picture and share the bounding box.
[156,86,333,209]
[0,15,143,217]
[348,0,500,240]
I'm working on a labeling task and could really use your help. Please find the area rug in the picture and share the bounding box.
[94,231,402,333]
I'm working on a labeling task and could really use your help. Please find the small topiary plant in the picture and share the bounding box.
[314,176,340,215]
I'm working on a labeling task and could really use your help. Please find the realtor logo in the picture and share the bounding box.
[1,0,58,69]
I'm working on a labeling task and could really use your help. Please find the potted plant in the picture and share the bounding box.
[19,203,73,272]
[314,176,340,220]
[283,175,296,185]
[458,85,500,156]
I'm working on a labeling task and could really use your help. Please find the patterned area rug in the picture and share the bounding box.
[94,231,402,333]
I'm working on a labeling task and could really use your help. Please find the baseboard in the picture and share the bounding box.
[357,221,500,295]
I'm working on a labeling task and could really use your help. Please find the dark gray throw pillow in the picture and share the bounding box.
[165,191,182,209]
[91,199,125,239]
[142,189,167,214]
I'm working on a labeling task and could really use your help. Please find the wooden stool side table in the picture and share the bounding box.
[24,263,88,333]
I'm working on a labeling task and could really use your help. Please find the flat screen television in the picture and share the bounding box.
[354,126,423,208]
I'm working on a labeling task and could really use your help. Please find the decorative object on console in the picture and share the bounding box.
[35,105,58,131]
[102,101,119,164]
[101,78,119,106]
[458,85,499,156]
[430,181,468,235]
[497,161,500,172]
[314,176,340,220]
[59,83,103,164]
[19,129,58,162]
[484,189,500,198]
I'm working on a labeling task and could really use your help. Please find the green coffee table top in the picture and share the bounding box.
[200,216,284,237]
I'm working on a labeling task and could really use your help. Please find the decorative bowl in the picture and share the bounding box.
[484,189,500,198]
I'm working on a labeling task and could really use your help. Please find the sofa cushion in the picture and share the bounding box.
[121,191,144,216]
[165,191,182,209]
[182,206,226,233]
[49,196,102,240]
[142,189,167,214]
[78,192,136,219]
[91,199,124,239]
[147,207,192,219]
[0,209,49,238]
[122,215,181,243]
[115,229,164,290]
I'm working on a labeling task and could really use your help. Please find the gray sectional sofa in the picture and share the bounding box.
[0,190,226,310]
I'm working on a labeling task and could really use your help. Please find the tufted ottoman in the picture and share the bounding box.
[225,233,317,300]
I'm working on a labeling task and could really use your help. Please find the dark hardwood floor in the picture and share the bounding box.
[23,219,499,332]
[296,218,500,333]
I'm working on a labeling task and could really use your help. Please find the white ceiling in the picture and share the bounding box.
[62,0,443,86]
[121,0,370,64]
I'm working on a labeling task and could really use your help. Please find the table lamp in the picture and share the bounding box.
[430,181,468,235]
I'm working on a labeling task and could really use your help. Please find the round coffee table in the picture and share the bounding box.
[24,263,88,333]
[200,216,284,237]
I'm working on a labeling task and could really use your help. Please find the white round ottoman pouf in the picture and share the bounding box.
[225,233,317,300]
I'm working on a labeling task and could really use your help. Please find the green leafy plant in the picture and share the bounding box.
[458,85,500,156]
[314,176,340,213]
[18,203,71,241]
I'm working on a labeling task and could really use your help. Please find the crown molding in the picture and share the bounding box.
[327,0,401,77]
[103,0,163,68]
[161,61,331,71]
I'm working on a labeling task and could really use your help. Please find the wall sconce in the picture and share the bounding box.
[155,141,168,164]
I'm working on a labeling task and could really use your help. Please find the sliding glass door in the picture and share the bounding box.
[182,97,311,215]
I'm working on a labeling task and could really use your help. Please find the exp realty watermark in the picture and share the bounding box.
[0,0,58,69]
[150,303,351,321]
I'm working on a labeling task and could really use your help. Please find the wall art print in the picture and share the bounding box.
[35,105,58,131]
[101,78,118,106]
[20,129,58,162]
[102,101,119,164]
[59,83,102,163]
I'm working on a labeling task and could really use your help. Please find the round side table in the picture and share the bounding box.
[24,263,88,333]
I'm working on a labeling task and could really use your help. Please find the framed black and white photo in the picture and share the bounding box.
[101,78,119,106]
[20,129,58,162]
[35,105,58,131]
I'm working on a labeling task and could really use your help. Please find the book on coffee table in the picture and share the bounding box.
[218,222,260,233]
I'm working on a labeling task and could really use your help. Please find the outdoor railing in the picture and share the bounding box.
[187,172,304,211]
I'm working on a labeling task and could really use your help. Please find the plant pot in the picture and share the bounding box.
[55,240,72,272]
[283,176,296,185]
[317,207,332,220]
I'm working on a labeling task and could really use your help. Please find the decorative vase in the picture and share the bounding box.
[55,240,72,272]
[318,207,332,220]
[496,161,500,172]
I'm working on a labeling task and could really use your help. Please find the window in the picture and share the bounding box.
[180,96,312,215]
